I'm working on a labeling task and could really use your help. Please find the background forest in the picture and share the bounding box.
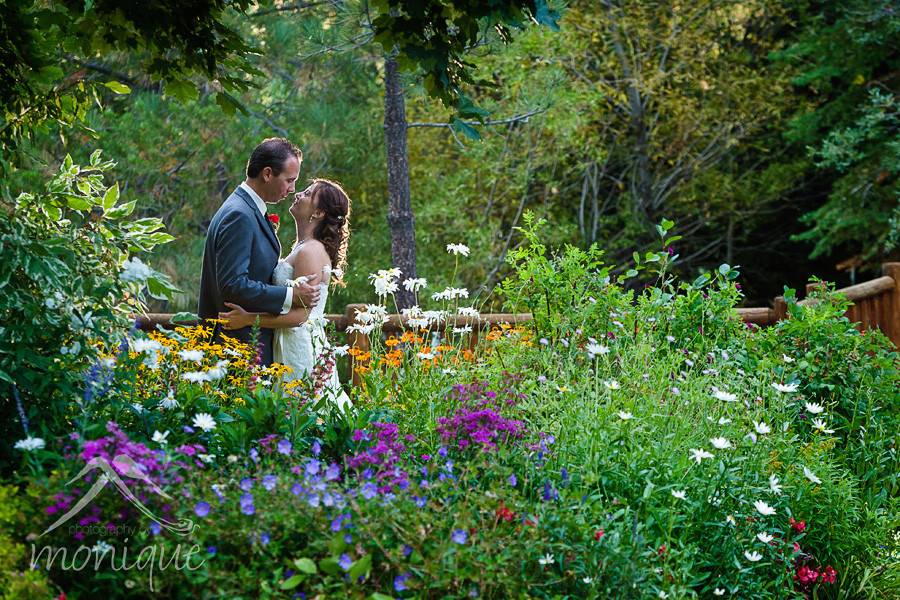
[3,0,899,313]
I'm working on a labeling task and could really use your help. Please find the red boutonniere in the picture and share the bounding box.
[266,213,280,233]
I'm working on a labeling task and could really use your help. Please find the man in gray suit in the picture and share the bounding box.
[199,138,320,365]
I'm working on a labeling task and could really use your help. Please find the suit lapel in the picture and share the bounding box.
[234,187,281,255]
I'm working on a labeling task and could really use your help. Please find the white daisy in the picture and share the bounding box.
[151,430,169,445]
[402,277,427,292]
[182,371,209,384]
[671,490,686,500]
[712,387,737,402]
[177,349,204,363]
[744,550,763,562]
[803,466,822,485]
[718,417,732,425]
[582,576,594,584]
[811,418,835,434]
[14,436,45,452]
[725,515,736,526]
[603,380,621,390]
[192,413,217,432]
[772,382,799,393]
[457,306,479,317]
[769,475,783,496]
[782,354,795,363]
[617,411,633,421]
[713,589,726,596]
[689,448,714,464]
[586,341,610,359]
[756,532,774,544]
[538,553,555,566]
[710,437,731,450]
[446,243,470,256]
[805,402,825,415]
[158,391,178,410]
[754,422,771,435]
[754,500,776,516]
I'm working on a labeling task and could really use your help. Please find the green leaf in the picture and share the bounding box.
[215,92,248,116]
[293,558,317,575]
[147,275,181,300]
[106,200,136,219]
[169,312,199,324]
[368,594,394,600]
[718,263,731,276]
[319,557,340,575]
[104,81,131,94]
[450,118,481,141]
[692,273,711,288]
[165,79,199,103]
[349,554,372,580]
[102,183,119,209]
[66,195,91,211]
[280,575,304,590]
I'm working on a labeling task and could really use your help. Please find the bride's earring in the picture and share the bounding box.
[308,215,314,224]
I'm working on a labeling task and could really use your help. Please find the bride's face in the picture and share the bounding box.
[290,184,319,222]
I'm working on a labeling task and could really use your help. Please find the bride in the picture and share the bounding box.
[219,179,352,410]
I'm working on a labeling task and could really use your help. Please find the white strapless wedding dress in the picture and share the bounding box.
[272,256,351,411]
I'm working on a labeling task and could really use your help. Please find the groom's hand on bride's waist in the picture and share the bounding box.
[291,274,321,309]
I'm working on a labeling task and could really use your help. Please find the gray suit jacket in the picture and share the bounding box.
[198,186,287,365]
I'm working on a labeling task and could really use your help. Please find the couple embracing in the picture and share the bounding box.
[198,137,351,409]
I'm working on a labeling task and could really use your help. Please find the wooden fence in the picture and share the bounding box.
[136,262,899,382]
[734,262,900,347]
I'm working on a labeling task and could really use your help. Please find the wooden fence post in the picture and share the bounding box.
[882,263,900,347]
[773,296,788,323]
[343,303,370,386]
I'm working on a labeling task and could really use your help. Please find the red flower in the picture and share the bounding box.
[821,566,837,584]
[495,503,516,522]
[267,213,280,225]
[657,544,667,557]
[789,517,807,533]
[593,528,605,541]
[795,565,819,585]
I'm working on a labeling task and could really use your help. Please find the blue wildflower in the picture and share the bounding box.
[325,463,341,481]
[183,426,195,434]
[149,521,161,535]
[438,446,448,458]
[394,572,411,592]
[277,438,292,455]
[194,501,211,517]
[207,546,216,555]
[240,477,254,491]
[260,532,270,545]
[311,440,322,456]
[402,544,413,558]
[291,482,304,496]
[249,448,259,462]
[451,529,468,544]
[307,494,320,508]
[508,473,518,487]
[305,459,321,476]
[338,553,353,571]
[361,482,378,500]
[262,474,278,491]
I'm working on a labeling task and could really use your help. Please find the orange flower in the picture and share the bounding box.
[385,337,400,348]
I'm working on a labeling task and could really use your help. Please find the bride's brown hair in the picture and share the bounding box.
[305,178,350,287]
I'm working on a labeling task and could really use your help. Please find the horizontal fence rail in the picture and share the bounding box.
[135,262,899,384]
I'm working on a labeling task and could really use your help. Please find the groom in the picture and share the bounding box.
[199,137,320,365]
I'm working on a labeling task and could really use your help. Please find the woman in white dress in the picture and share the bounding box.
[219,179,352,410]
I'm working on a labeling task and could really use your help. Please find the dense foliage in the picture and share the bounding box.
[3,214,897,598]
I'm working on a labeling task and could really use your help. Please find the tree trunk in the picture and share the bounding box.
[383,57,417,309]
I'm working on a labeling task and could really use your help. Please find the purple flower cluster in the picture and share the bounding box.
[437,381,527,451]
[346,423,410,493]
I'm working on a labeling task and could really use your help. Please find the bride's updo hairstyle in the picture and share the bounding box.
[308,178,350,287]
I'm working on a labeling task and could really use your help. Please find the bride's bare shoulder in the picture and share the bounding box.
[288,239,330,277]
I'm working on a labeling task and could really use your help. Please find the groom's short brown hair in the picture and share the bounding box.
[246,138,302,178]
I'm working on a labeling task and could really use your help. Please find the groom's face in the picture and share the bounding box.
[261,156,301,203]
